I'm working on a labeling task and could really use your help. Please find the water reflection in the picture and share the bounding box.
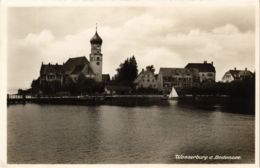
[8,100,255,163]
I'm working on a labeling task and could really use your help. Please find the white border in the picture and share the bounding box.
[1,0,259,168]
[254,0,259,167]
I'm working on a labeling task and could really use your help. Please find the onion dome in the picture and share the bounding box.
[90,31,102,45]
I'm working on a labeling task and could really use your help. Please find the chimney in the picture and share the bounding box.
[211,61,213,65]
[234,67,236,70]
[204,61,207,64]
[245,67,247,71]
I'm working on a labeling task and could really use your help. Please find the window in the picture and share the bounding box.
[147,79,150,82]
[97,57,100,61]
[96,62,100,66]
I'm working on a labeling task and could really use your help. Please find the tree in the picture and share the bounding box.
[146,65,155,73]
[63,74,104,95]
[114,55,138,86]
[31,78,40,95]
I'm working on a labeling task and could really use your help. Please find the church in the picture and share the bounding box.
[39,27,110,88]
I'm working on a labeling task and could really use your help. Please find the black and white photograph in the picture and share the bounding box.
[1,0,259,166]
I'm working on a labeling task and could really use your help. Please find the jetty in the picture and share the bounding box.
[7,94,166,106]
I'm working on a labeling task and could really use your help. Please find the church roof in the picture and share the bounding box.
[63,56,89,75]
[71,64,85,74]
[71,64,94,75]
[90,31,102,45]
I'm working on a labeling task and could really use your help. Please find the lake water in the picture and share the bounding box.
[8,101,255,163]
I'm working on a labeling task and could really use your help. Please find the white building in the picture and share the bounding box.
[134,68,158,90]
[222,67,254,83]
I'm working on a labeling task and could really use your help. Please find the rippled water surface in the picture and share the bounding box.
[8,102,255,163]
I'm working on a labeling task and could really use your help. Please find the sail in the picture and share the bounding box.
[169,87,178,98]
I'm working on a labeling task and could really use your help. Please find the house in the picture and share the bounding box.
[134,68,158,90]
[222,67,254,83]
[104,85,132,95]
[39,63,63,86]
[185,61,216,83]
[158,68,199,93]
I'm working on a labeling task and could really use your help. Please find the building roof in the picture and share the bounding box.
[159,68,193,77]
[134,69,157,84]
[102,74,110,82]
[185,62,216,72]
[63,56,89,75]
[228,69,253,79]
[71,64,85,74]
[90,31,102,45]
[40,63,63,75]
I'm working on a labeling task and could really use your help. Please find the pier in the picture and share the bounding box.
[7,94,166,106]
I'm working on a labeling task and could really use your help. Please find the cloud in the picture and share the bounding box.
[212,24,240,34]
[7,6,255,90]
[23,30,54,46]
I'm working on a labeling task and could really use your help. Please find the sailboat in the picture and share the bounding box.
[168,86,178,100]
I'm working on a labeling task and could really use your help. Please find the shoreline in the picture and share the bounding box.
[7,94,255,115]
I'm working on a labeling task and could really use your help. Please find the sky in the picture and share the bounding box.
[7,3,256,90]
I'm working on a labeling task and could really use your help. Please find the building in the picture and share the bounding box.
[158,68,199,93]
[89,28,103,82]
[222,67,254,83]
[63,56,95,83]
[39,63,63,86]
[39,27,106,90]
[134,68,158,90]
[185,61,216,83]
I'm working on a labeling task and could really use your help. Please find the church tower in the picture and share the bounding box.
[89,25,103,82]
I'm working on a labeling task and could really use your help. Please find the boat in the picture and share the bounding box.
[168,86,178,100]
